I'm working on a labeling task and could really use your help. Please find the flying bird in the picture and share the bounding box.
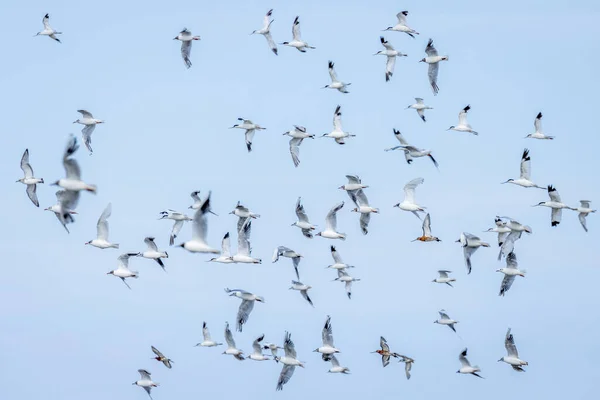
[107,253,141,290]
[447,105,478,135]
[313,315,341,361]
[371,336,400,367]
[35,14,62,43]
[385,130,438,168]
[322,61,351,93]
[178,192,220,253]
[497,217,532,260]
[225,288,265,332]
[195,322,223,347]
[275,332,304,391]
[173,28,200,68]
[383,11,419,38]
[132,369,159,400]
[316,202,346,240]
[230,118,266,152]
[405,98,432,122]
[85,203,119,249]
[498,328,528,371]
[73,110,104,154]
[434,310,458,333]
[432,270,455,287]
[573,200,596,232]
[484,217,512,247]
[419,39,448,95]
[289,280,314,307]
[525,112,554,140]
[230,201,261,232]
[333,269,360,299]
[44,190,79,233]
[52,135,97,193]
[291,197,316,238]
[497,252,526,296]
[348,188,379,235]
[158,209,192,246]
[339,175,368,191]
[17,149,44,207]
[412,213,441,242]
[141,237,168,271]
[208,232,235,264]
[273,246,303,279]
[326,246,354,270]
[230,220,262,263]
[151,346,173,369]
[281,16,315,52]
[502,149,545,189]
[394,177,426,220]
[222,322,244,360]
[397,355,415,380]
[251,9,277,55]
[322,105,355,144]
[533,185,576,227]
[328,355,350,374]
[374,37,407,82]
[247,335,271,361]
[457,348,484,378]
[456,232,490,274]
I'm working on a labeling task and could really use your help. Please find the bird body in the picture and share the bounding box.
[17,149,44,207]
[173,28,200,68]
[383,11,419,37]
[281,16,315,52]
[448,105,477,135]
[316,202,346,240]
[35,14,62,43]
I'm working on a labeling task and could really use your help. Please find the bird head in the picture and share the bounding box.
[351,208,359,213]
[447,126,455,130]
[107,271,114,275]
[50,180,60,186]
[419,58,426,62]
[85,240,92,245]
[72,119,80,124]
[256,296,265,303]
[501,179,513,184]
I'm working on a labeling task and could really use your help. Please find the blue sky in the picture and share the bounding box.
[1,0,599,398]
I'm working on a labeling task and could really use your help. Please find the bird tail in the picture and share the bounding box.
[131,272,139,279]
[86,185,98,193]
[339,233,347,241]
[111,244,120,249]
[481,242,490,247]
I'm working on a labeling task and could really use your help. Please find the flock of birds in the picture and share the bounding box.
[24,8,597,397]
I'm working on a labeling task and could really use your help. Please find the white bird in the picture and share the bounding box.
[313,315,341,361]
[107,253,141,290]
[322,61,351,93]
[195,322,223,347]
[497,217,532,260]
[208,232,235,264]
[456,232,490,275]
[374,37,407,82]
[326,246,354,270]
[412,213,441,242]
[222,322,244,360]
[224,288,265,332]
[405,98,432,122]
[44,190,79,233]
[291,197,316,238]
[188,190,202,210]
[525,112,554,140]
[383,11,419,38]
[432,270,455,287]
[141,237,168,271]
[230,201,261,232]
[322,105,355,144]
[457,348,484,378]
[132,369,159,400]
[275,332,305,391]
[333,269,360,299]
[35,14,62,43]
[159,209,192,246]
[573,200,596,232]
[497,252,526,297]
[502,149,545,189]
[339,175,368,192]
[230,220,262,264]
[251,9,277,55]
[348,189,379,235]
[419,39,448,95]
[273,246,303,279]
[393,177,426,219]
[247,335,271,361]
[283,125,315,140]
[151,346,173,369]
[385,130,439,168]
[533,185,576,227]
[230,118,266,152]
[52,135,97,193]
[263,342,284,358]
[85,203,119,249]
[434,310,458,333]
[397,355,415,380]
[328,355,350,374]
[316,202,346,240]
[484,217,512,247]
[178,192,220,253]
[73,110,104,154]
[289,280,313,307]
[281,16,315,52]
[173,28,200,69]
[17,149,44,207]
[498,328,528,371]
[447,105,478,135]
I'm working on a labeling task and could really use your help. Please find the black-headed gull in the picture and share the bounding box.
[158,209,192,246]
[289,280,313,307]
[533,185,576,227]
[247,335,271,361]
[497,252,526,296]
[45,190,79,233]
[322,105,355,144]
[141,237,168,271]
[456,232,490,274]
[230,201,260,232]
[328,355,350,374]
[273,246,302,279]
[52,135,97,193]
[195,322,223,347]
[86,203,119,249]
[348,189,378,235]
[573,200,596,232]
[275,332,304,391]
[132,369,159,399]
[291,197,316,238]
[498,328,528,371]
[394,177,426,219]
[316,202,346,240]
[107,253,141,290]
[333,269,360,299]
[178,192,219,253]
[224,288,265,332]
[313,315,340,361]
[35,14,62,43]
[230,118,266,152]
[208,232,235,264]
[405,98,432,122]
[432,270,455,287]
[230,220,261,264]
[457,348,484,378]
[419,39,448,95]
[383,11,419,38]
[223,322,244,360]
[434,310,458,333]
[386,130,438,168]
[173,28,200,69]
[251,9,277,55]
[281,16,315,52]
[502,149,545,189]
[17,149,44,207]
[73,110,104,154]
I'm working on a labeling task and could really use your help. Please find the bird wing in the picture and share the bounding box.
[499,230,522,260]
[151,346,164,358]
[359,213,370,235]
[393,129,409,145]
[428,63,439,95]
[295,197,309,223]
[237,220,252,256]
[283,332,297,358]
[221,232,231,257]
[144,237,158,251]
[263,9,273,30]
[396,11,408,24]
[463,246,476,274]
[346,175,361,184]
[333,105,342,131]
[20,149,34,178]
[355,189,369,206]
[81,124,95,154]
[415,98,424,104]
[425,39,438,56]
[202,322,212,341]
[386,56,396,78]
[534,112,543,132]
[551,208,562,226]
[96,203,112,240]
[277,365,296,391]
[344,281,353,298]
[245,129,256,152]
[77,110,93,119]
[57,189,80,211]
[505,328,519,357]
[300,290,313,307]
[380,336,389,352]
[404,360,412,380]
[499,274,516,296]
[264,32,277,54]
[459,349,470,367]
[403,177,424,203]
[520,149,532,180]
[292,16,301,40]
[547,185,561,202]
[138,369,152,380]
[328,61,338,82]
[506,251,518,269]
[380,36,393,51]
[330,246,343,264]
[191,193,212,242]
[322,316,334,346]
[190,190,201,202]
[458,107,470,126]
[42,14,51,30]
[252,334,265,353]
[26,184,39,207]
[579,213,588,232]
[171,220,184,245]
[330,354,340,367]
[438,310,450,320]
[438,270,449,278]
[422,213,432,236]
[580,200,591,208]
[237,299,255,331]
[325,202,344,231]
[289,137,302,167]
[224,322,236,347]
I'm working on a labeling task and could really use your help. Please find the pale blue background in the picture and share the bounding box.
[1,0,599,398]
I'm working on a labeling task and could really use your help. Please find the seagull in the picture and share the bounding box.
[313,315,341,361]
[52,135,97,193]
[132,369,159,400]
[107,253,141,290]
[275,332,305,391]
[484,217,512,247]
[371,336,399,367]
[224,288,265,332]
[73,110,104,154]
[159,210,192,246]
[292,197,316,238]
[17,149,44,207]
[432,270,455,287]
[230,220,262,264]
[498,328,528,371]
[374,37,407,82]
[141,237,168,271]
[263,343,284,359]
[251,9,277,55]
[326,246,354,270]
[173,28,200,69]
[35,14,62,43]
[188,191,203,210]
[348,189,379,235]
[230,201,261,232]
[434,310,458,333]
[412,213,441,242]
[178,192,220,253]
[328,355,350,374]
[383,11,419,38]
[322,105,355,144]
[195,322,223,347]
[322,61,351,93]
[273,246,303,279]
[283,125,315,140]
[396,355,415,380]
[497,252,526,297]
[230,118,266,152]
[457,348,484,378]
[573,200,596,232]
[394,177,426,220]
[497,218,531,261]
[385,130,438,168]
[405,98,432,122]
[208,233,235,263]
[456,232,490,274]
[247,335,271,361]
[447,105,478,135]
[339,175,368,191]
[533,185,576,227]
[44,190,79,233]
[419,39,448,95]
[525,112,554,140]
[333,269,360,299]
[316,202,346,240]
[281,16,315,52]
[502,149,545,189]
[85,203,119,249]
[289,280,314,307]
[151,346,173,369]
[222,322,244,360]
